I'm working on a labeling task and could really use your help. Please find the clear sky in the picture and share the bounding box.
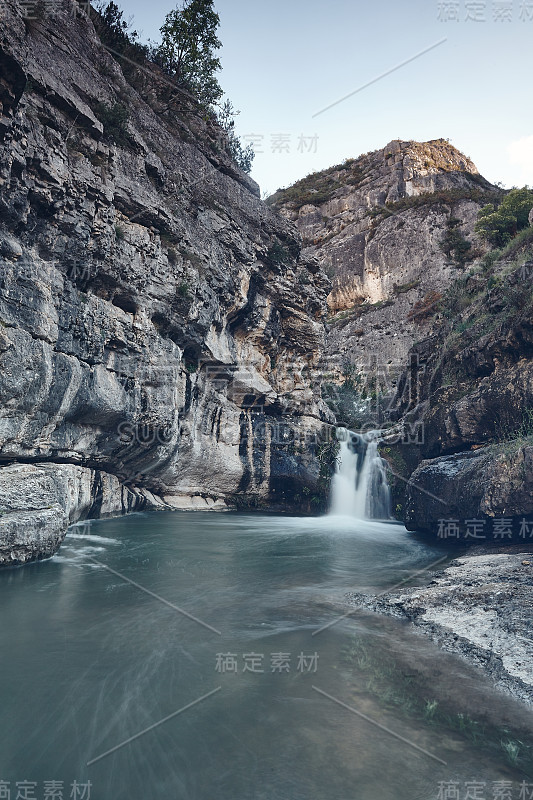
[120,0,532,196]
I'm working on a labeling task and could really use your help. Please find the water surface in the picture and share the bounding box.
[1,512,531,799]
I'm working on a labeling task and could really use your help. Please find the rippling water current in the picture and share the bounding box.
[1,512,531,799]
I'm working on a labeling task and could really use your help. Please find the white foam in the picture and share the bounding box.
[66,533,119,544]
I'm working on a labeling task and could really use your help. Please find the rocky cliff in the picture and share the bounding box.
[394,242,533,538]
[0,0,333,565]
[269,139,499,384]
[2,0,531,563]
[273,139,533,542]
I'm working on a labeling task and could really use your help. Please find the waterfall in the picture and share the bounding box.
[329,428,391,520]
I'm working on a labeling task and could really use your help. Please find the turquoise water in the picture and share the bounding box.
[1,512,531,799]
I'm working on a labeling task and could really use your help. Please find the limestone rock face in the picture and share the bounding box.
[0,0,333,564]
[389,255,533,537]
[404,446,533,533]
[272,139,533,540]
[0,462,157,565]
[270,139,497,379]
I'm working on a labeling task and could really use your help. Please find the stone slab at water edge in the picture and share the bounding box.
[346,550,533,705]
[0,462,162,565]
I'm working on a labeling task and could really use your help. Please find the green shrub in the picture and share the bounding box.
[441,217,473,265]
[265,242,290,269]
[440,275,473,319]
[501,740,521,766]
[178,247,204,271]
[266,160,365,211]
[95,102,130,146]
[93,1,149,75]
[216,99,254,173]
[481,248,503,272]
[475,186,533,247]
[498,225,533,260]
[393,279,420,295]
[455,319,475,333]
[167,247,178,265]
[373,187,502,219]
[494,407,533,444]
[24,77,37,93]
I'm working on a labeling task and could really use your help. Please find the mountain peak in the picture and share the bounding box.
[380,138,480,176]
[267,138,491,214]
[267,138,501,379]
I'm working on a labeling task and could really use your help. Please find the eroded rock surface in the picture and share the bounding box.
[389,253,533,535]
[0,462,157,565]
[405,445,533,533]
[0,0,333,564]
[347,552,533,704]
[269,139,498,378]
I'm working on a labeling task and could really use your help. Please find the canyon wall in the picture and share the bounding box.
[0,0,332,564]
[2,0,531,560]
[269,138,498,383]
[393,251,533,538]
[273,139,533,541]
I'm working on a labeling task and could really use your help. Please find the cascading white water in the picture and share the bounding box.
[329,428,391,520]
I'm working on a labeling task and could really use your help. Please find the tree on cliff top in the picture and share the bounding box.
[216,99,255,173]
[156,0,222,108]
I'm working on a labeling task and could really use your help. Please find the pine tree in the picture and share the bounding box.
[157,0,222,108]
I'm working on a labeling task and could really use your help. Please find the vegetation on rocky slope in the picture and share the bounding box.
[265,158,367,211]
[92,0,254,171]
[266,140,497,215]
[411,222,533,380]
[475,187,533,246]
[381,210,533,530]
[369,185,501,219]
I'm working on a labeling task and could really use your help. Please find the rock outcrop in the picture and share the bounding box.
[0,0,333,564]
[389,248,533,537]
[269,139,499,381]
[404,446,533,535]
[348,551,533,704]
[0,462,154,565]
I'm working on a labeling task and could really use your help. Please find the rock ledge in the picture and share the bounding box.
[347,551,533,704]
